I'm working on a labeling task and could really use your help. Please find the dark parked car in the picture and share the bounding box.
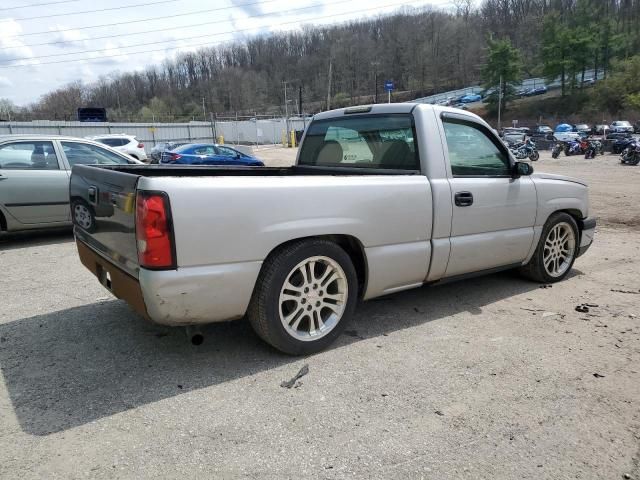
[531,125,554,138]
[160,143,264,166]
[525,86,548,96]
[574,124,591,134]
[612,137,637,154]
[593,124,609,136]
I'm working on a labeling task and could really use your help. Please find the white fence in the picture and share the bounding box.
[0,117,310,149]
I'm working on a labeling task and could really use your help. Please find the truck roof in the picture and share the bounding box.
[312,103,488,128]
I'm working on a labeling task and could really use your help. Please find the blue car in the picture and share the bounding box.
[460,93,482,103]
[160,143,264,166]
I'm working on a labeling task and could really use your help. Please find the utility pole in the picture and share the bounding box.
[283,81,289,116]
[497,75,503,130]
[372,61,379,103]
[201,97,206,121]
[326,59,332,110]
[298,85,302,115]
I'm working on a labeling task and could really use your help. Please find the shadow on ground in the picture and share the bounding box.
[0,229,73,251]
[0,270,568,436]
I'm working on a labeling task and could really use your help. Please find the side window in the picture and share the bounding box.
[442,119,510,176]
[193,146,215,155]
[0,141,59,170]
[216,146,239,157]
[61,142,129,166]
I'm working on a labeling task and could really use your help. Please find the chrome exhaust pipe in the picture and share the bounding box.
[185,325,204,346]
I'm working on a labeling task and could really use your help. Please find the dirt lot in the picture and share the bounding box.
[0,148,638,479]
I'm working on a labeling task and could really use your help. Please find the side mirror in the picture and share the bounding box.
[235,152,241,159]
[513,161,533,178]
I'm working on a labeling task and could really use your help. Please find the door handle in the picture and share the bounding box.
[454,191,473,207]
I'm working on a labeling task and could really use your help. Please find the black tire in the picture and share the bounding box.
[529,151,540,161]
[71,199,96,233]
[551,149,560,159]
[519,212,579,283]
[247,239,358,355]
[630,154,640,166]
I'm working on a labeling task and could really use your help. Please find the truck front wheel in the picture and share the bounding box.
[519,212,579,283]
[247,239,358,355]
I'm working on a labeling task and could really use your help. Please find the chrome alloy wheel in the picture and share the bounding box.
[543,222,576,277]
[74,203,93,230]
[279,256,348,341]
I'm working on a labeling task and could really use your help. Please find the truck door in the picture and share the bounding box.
[439,115,536,277]
[0,140,70,225]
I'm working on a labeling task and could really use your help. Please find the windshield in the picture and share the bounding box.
[298,114,419,170]
[615,121,631,126]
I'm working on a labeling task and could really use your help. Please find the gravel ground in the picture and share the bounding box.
[0,148,639,479]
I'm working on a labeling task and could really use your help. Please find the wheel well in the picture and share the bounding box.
[557,209,583,227]
[0,209,6,232]
[265,235,368,298]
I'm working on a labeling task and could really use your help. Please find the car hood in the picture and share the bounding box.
[532,172,588,187]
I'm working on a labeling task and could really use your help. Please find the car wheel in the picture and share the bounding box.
[519,212,579,283]
[247,239,358,355]
[72,200,96,233]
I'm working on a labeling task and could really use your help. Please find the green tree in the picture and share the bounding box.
[594,55,640,114]
[481,37,522,111]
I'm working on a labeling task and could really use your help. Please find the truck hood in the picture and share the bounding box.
[532,172,588,187]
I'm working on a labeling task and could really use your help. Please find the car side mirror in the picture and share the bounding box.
[513,161,533,177]
[235,152,241,159]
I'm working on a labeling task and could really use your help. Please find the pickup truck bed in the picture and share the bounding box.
[71,103,595,355]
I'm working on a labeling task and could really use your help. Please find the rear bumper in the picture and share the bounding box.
[76,240,149,320]
[577,217,596,257]
[77,239,262,326]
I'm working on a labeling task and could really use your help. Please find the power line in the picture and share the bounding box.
[13,0,179,21]
[0,1,427,69]
[5,0,279,37]
[5,0,344,56]
[11,0,285,48]
[0,0,78,11]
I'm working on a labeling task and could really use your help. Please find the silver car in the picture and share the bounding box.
[0,135,139,234]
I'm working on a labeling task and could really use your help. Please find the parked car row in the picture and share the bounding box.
[0,133,265,234]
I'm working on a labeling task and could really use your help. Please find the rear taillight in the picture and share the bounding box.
[138,143,144,148]
[135,192,176,269]
[170,153,182,161]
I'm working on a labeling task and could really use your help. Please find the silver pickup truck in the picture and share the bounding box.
[71,104,595,354]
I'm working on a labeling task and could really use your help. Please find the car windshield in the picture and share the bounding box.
[298,114,419,170]
[615,121,631,126]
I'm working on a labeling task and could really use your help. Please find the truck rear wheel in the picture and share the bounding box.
[247,239,358,355]
[519,212,578,283]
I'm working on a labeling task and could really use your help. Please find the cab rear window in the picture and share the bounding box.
[298,114,419,170]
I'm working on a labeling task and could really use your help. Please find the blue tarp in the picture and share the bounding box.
[555,123,573,132]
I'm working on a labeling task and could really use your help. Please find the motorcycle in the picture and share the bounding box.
[584,139,603,159]
[551,142,564,159]
[509,138,539,161]
[564,139,584,156]
[620,139,640,165]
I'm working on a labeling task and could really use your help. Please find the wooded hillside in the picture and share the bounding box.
[5,0,640,121]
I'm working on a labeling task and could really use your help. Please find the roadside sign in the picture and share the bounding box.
[512,120,518,127]
[384,81,394,92]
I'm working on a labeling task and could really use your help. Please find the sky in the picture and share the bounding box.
[0,0,457,106]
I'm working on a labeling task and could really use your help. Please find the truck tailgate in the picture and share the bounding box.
[70,164,140,278]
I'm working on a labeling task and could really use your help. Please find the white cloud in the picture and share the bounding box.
[0,76,13,88]
[49,25,90,49]
[0,18,35,65]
